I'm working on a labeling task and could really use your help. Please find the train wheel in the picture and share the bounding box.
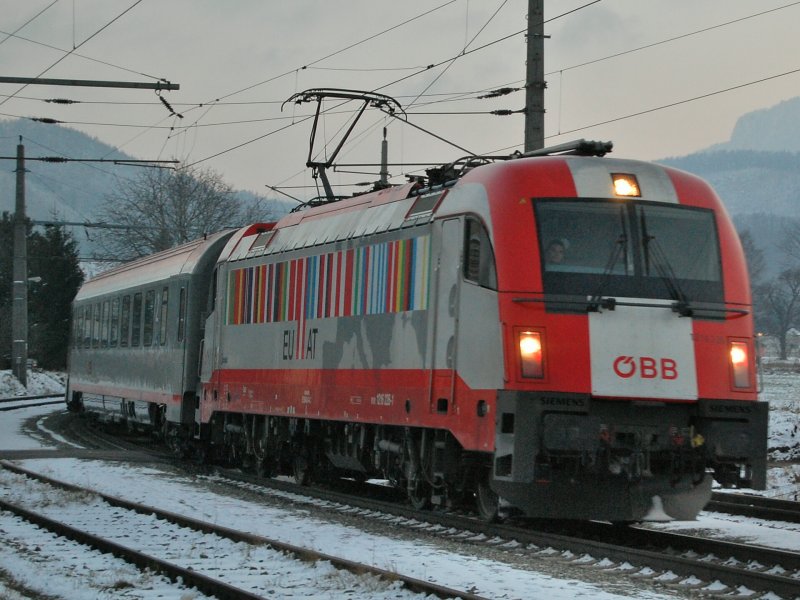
[192,444,207,465]
[293,455,311,486]
[408,477,431,510]
[476,478,500,523]
[255,459,274,478]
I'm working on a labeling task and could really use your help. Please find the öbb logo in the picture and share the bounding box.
[613,356,678,380]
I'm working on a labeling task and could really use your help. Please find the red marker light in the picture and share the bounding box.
[519,331,544,378]
[729,341,750,389]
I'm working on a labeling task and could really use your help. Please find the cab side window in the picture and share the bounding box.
[463,217,497,290]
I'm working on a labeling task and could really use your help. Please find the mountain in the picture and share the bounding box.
[657,150,800,217]
[0,119,137,227]
[715,97,800,154]
[656,97,800,279]
[0,118,290,257]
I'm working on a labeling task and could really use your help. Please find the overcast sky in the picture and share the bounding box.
[1,0,798,200]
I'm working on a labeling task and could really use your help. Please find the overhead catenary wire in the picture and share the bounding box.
[1,0,605,173]
[172,0,462,132]
[0,0,146,107]
[0,0,60,48]
[183,0,605,169]
[16,1,794,127]
[479,64,800,156]
[6,1,797,200]
[546,1,800,77]
[104,1,463,163]
[552,66,800,138]
[404,0,511,110]
[0,27,174,84]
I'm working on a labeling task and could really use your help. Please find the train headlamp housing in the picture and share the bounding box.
[611,173,641,197]
[519,330,544,378]
[729,340,750,389]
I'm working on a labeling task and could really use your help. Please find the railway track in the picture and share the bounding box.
[43,410,800,598]
[205,467,800,599]
[0,393,63,411]
[0,461,487,600]
[709,491,800,523]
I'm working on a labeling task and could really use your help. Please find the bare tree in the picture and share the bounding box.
[98,164,275,259]
[738,229,766,286]
[758,267,800,360]
[782,218,800,266]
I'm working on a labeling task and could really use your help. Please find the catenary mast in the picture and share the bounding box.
[524,0,545,152]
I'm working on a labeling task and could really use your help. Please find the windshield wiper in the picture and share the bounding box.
[640,211,692,316]
[587,210,629,312]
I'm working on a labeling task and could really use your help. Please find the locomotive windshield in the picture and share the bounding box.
[535,199,723,306]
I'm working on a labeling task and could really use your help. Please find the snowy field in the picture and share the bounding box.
[0,368,799,598]
[757,364,800,498]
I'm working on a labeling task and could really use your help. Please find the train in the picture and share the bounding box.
[66,139,768,522]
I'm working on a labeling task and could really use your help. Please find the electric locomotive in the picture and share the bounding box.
[67,140,767,522]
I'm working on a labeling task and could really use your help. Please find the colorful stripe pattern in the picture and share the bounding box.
[227,235,431,326]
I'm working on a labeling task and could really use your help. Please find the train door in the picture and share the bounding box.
[198,266,223,427]
[430,218,461,414]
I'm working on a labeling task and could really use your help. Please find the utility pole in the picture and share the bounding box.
[524,0,545,152]
[1,76,181,388]
[11,138,27,387]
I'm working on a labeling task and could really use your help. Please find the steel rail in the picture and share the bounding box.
[212,466,800,599]
[0,393,62,404]
[0,497,266,600]
[709,491,800,523]
[49,411,800,597]
[0,400,64,412]
[0,461,489,600]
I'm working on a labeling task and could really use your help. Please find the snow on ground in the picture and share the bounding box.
[0,426,673,598]
[0,458,674,600]
[0,369,65,397]
[0,368,799,598]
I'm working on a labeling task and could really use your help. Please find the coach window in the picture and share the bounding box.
[74,308,83,349]
[158,286,169,345]
[101,300,110,347]
[83,305,91,348]
[143,289,156,346]
[110,297,120,347]
[92,303,101,348]
[463,217,497,290]
[131,292,143,347]
[71,309,77,348]
[72,307,83,348]
[177,286,187,342]
[120,295,131,347]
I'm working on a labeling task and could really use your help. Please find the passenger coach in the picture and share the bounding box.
[67,230,234,441]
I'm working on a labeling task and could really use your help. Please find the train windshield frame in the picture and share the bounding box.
[533,198,724,305]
